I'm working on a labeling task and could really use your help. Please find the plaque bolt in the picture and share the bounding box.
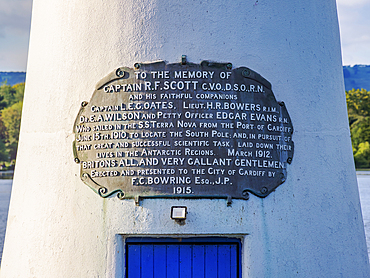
[242,190,250,200]
[134,63,141,69]
[116,68,125,77]
[98,187,108,195]
[226,63,232,70]
[74,158,80,163]
[242,69,251,77]
[81,101,88,107]
[261,187,268,194]
[287,157,293,164]
[117,192,125,200]
[81,173,88,181]
[279,101,285,106]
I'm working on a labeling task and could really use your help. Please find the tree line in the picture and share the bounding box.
[0,82,23,169]
[346,88,370,169]
[0,82,369,170]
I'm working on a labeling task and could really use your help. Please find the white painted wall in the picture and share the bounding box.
[1,0,369,277]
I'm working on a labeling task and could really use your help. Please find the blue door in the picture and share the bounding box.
[126,237,241,278]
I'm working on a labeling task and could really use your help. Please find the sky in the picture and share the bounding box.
[0,0,32,71]
[0,0,369,71]
[336,0,370,66]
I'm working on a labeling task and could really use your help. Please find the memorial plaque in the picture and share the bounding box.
[73,60,294,202]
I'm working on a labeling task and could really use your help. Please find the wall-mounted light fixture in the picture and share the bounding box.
[170,206,187,220]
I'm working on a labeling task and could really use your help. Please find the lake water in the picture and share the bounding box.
[357,171,370,255]
[1,174,370,263]
[0,179,12,263]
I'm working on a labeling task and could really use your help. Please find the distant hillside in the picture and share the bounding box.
[343,65,370,91]
[0,72,26,86]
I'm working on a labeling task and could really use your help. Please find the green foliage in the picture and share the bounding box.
[0,81,25,107]
[2,101,23,144]
[12,83,25,104]
[354,142,370,168]
[0,81,16,107]
[0,82,25,165]
[0,139,8,161]
[346,88,370,168]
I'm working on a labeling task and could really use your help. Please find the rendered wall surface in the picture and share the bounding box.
[1,0,369,277]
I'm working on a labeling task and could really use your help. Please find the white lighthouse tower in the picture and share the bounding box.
[1,0,369,277]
